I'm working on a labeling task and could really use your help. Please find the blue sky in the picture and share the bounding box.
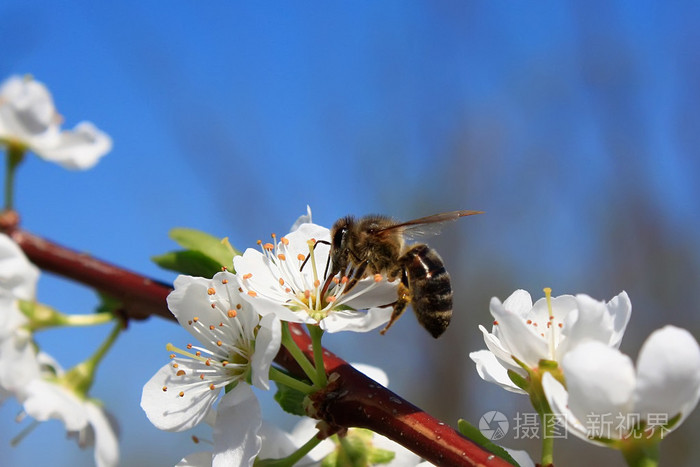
[1,2,699,466]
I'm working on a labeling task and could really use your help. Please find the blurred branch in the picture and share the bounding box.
[0,210,512,467]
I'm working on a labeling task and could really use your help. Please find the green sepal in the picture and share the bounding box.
[170,228,240,264]
[152,250,224,278]
[274,380,308,416]
[95,293,123,315]
[457,418,521,467]
[321,429,395,467]
[507,369,529,392]
[366,447,395,465]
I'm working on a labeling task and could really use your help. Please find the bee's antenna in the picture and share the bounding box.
[299,239,332,273]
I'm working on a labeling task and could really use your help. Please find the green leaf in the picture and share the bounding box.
[152,250,224,278]
[274,381,307,416]
[169,228,239,267]
[457,419,520,467]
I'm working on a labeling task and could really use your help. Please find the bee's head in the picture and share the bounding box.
[329,216,354,273]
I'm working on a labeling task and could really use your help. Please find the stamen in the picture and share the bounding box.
[228,310,237,318]
[166,343,212,364]
[207,287,216,295]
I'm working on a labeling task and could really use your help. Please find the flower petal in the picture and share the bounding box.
[504,448,536,467]
[351,362,389,387]
[0,328,41,399]
[501,289,533,317]
[33,121,111,170]
[604,291,632,348]
[561,341,636,435]
[0,75,60,147]
[167,273,241,347]
[556,294,614,358]
[469,349,526,394]
[320,306,393,333]
[212,384,262,467]
[290,206,313,231]
[478,325,523,375]
[542,372,607,446]
[84,402,120,467]
[176,452,213,467]
[22,379,88,431]
[234,250,309,323]
[140,362,219,432]
[0,233,39,300]
[250,313,282,390]
[488,297,549,368]
[633,325,700,429]
[258,422,298,460]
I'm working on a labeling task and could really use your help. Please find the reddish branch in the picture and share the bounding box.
[0,212,513,467]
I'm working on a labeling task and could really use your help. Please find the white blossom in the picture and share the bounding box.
[141,271,281,465]
[470,289,631,393]
[18,354,119,467]
[0,233,40,398]
[0,75,111,169]
[543,325,700,445]
[234,221,398,333]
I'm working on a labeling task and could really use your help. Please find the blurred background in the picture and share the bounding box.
[1,1,699,466]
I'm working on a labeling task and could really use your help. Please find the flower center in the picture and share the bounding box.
[163,304,254,397]
[243,233,387,323]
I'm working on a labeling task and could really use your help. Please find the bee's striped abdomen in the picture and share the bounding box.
[402,244,453,338]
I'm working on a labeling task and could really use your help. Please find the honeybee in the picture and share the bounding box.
[325,210,482,338]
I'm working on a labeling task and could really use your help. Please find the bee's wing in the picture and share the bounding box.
[375,210,483,241]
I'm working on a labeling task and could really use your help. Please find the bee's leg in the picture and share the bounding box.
[380,268,411,335]
[379,278,411,335]
[342,260,369,294]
